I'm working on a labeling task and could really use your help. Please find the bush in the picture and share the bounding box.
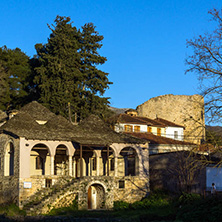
[113,201,129,210]
[178,192,201,205]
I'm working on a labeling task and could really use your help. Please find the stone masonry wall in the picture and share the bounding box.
[22,176,149,214]
[137,94,205,144]
[0,134,20,204]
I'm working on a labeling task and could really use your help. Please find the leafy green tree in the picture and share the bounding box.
[0,46,32,110]
[35,16,112,120]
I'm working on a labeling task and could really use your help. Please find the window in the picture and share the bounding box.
[124,125,133,132]
[174,131,178,139]
[36,156,43,170]
[147,126,152,133]
[119,180,125,188]
[92,158,96,171]
[134,126,140,132]
[110,158,115,171]
[157,128,161,136]
[45,179,52,188]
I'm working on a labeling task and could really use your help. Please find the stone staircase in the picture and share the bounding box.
[23,177,80,215]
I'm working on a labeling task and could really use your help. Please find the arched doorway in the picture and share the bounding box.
[4,142,14,176]
[119,147,138,176]
[88,184,105,210]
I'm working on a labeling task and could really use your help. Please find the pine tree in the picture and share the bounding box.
[35,16,112,120]
[79,23,112,119]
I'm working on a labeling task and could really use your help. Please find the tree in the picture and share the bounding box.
[35,16,112,120]
[186,9,222,124]
[0,46,32,110]
[0,62,10,110]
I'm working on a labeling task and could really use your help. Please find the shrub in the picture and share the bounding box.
[113,201,129,210]
[178,192,201,205]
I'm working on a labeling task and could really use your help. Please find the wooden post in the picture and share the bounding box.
[107,145,109,176]
[80,144,83,177]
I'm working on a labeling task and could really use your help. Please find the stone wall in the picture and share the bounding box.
[149,152,206,194]
[21,176,149,215]
[137,94,205,144]
[0,134,20,204]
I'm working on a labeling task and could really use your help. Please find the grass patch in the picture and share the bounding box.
[0,203,26,217]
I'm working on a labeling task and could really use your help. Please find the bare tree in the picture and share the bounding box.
[186,8,222,124]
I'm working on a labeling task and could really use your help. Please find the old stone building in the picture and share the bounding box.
[0,102,149,214]
[137,94,205,144]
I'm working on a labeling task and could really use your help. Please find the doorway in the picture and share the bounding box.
[88,184,105,209]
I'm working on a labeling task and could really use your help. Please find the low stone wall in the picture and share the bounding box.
[20,175,149,214]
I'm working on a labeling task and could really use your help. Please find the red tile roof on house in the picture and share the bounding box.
[126,132,194,145]
[154,117,185,128]
[110,114,165,127]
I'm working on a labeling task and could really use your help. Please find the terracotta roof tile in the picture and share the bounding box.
[155,117,185,128]
[126,132,194,145]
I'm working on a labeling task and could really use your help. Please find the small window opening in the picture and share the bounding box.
[147,126,152,133]
[174,131,178,139]
[124,125,133,132]
[157,128,161,136]
[119,180,125,188]
[134,126,140,132]
[45,179,52,188]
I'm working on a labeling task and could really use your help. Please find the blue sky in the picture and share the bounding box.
[0,0,222,108]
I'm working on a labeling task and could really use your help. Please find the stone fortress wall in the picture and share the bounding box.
[136,94,205,145]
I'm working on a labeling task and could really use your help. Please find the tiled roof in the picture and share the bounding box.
[155,117,185,128]
[0,102,144,145]
[126,132,194,145]
[109,114,165,127]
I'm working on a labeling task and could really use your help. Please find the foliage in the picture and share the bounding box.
[0,62,10,110]
[113,201,130,210]
[0,46,32,111]
[27,192,222,222]
[206,128,222,147]
[35,16,112,121]
[186,8,222,124]
[0,203,26,217]
[114,190,170,211]
[176,196,222,222]
[48,199,78,215]
[177,192,201,205]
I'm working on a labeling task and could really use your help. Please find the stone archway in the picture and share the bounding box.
[4,142,14,176]
[88,183,105,210]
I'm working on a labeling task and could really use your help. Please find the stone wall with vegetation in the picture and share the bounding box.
[137,94,205,144]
